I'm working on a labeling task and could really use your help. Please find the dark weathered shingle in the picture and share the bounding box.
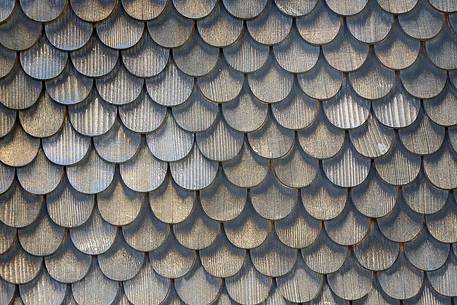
[1,0,457,303]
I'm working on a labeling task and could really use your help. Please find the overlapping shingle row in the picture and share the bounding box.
[1,0,457,304]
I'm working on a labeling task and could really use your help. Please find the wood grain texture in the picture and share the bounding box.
[0,0,457,303]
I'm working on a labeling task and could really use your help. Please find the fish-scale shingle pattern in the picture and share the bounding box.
[1,0,457,304]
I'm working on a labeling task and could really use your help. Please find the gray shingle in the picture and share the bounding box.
[1,1,457,303]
